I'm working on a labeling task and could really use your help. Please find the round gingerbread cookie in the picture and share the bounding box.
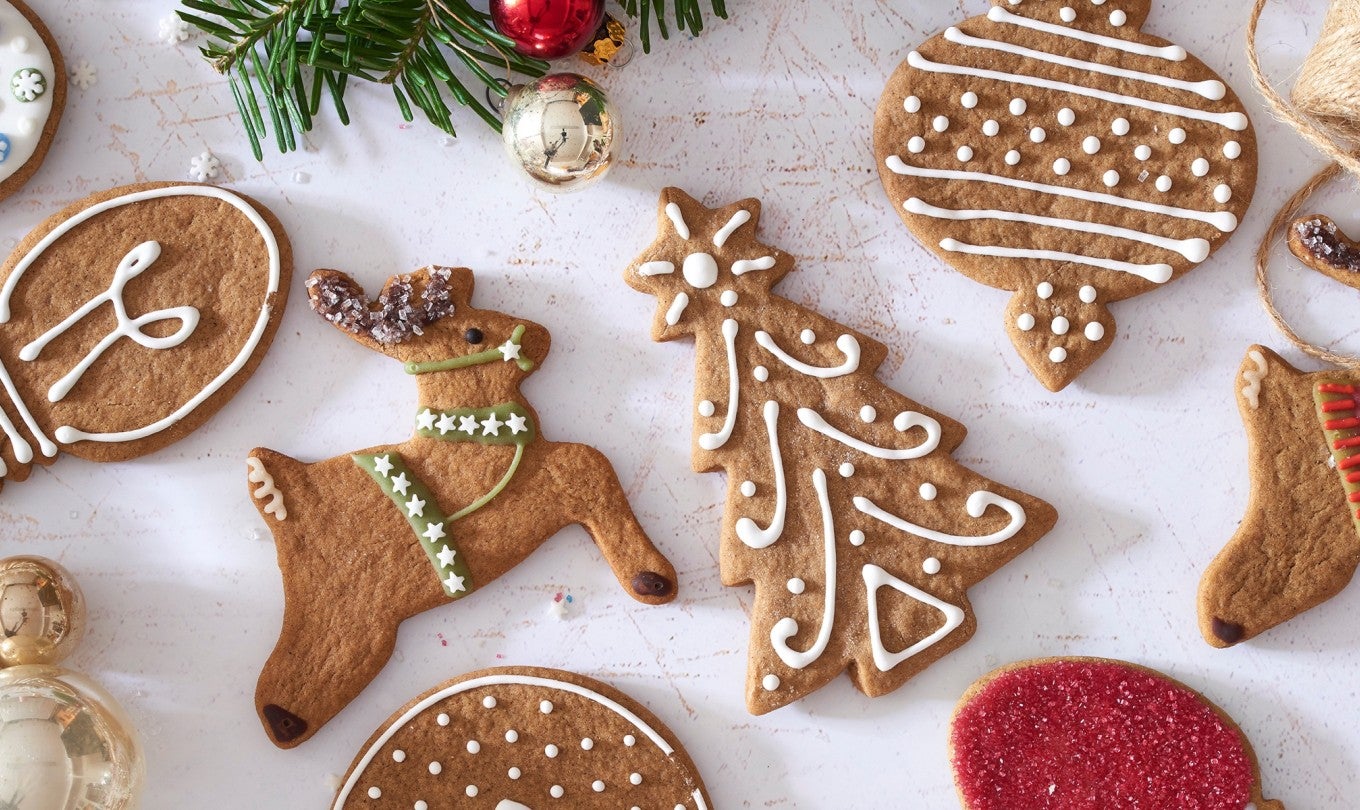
[875,0,1257,391]
[332,667,712,809]
[950,657,1283,810]
[0,0,64,201]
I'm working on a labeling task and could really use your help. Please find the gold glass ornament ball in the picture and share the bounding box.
[502,73,617,192]
[0,556,85,667]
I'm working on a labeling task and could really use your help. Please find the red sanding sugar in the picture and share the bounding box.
[951,660,1255,810]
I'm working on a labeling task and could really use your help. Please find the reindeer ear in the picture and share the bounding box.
[306,267,456,351]
[306,269,389,353]
[1290,214,1360,292]
[423,265,475,309]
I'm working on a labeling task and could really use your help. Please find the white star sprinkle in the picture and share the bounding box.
[435,413,458,434]
[505,413,528,434]
[480,414,504,436]
[405,494,426,518]
[390,472,411,496]
[373,455,394,476]
[443,572,467,593]
[423,522,447,542]
[416,409,437,430]
[498,339,521,362]
[435,545,457,568]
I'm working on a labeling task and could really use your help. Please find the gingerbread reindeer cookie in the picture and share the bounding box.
[248,266,678,748]
[875,0,1257,390]
[625,188,1057,714]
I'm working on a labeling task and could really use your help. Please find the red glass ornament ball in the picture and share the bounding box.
[490,0,606,60]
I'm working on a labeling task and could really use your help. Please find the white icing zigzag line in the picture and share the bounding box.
[797,406,940,460]
[885,156,1238,233]
[771,468,836,669]
[247,457,288,520]
[853,491,1027,547]
[940,238,1174,284]
[713,209,751,248]
[698,318,739,451]
[905,51,1248,132]
[1240,349,1268,409]
[664,202,690,240]
[906,198,1210,262]
[736,400,787,549]
[987,6,1187,61]
[862,564,966,673]
[949,26,1219,97]
[755,330,861,378]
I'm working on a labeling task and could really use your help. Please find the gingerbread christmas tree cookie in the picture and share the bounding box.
[875,0,1257,390]
[625,188,1057,714]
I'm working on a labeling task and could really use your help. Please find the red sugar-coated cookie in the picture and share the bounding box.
[950,657,1284,810]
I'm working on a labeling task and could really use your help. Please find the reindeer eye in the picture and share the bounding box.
[464,328,484,344]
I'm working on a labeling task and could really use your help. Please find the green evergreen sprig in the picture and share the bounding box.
[179,0,728,159]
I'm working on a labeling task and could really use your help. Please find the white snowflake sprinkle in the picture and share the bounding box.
[70,60,97,89]
[159,14,192,44]
[188,150,221,182]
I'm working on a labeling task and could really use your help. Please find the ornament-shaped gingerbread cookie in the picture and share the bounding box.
[625,188,1057,714]
[875,0,1257,390]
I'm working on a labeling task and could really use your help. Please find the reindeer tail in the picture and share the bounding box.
[246,449,296,524]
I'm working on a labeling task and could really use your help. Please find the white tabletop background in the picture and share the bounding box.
[2,0,1357,806]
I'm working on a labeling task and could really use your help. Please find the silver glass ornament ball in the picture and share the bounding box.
[502,73,617,192]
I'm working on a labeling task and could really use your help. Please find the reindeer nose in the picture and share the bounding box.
[631,571,674,598]
[262,703,309,745]
[1211,617,1246,646]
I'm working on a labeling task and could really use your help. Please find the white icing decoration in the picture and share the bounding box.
[550,785,563,798]
[1103,170,1120,187]
[1109,8,1127,25]
[838,462,854,477]
[862,564,966,672]
[540,700,553,713]
[665,292,689,326]
[740,479,756,497]
[762,674,780,691]
[1156,174,1173,192]
[247,457,287,520]
[799,328,815,345]
[1030,127,1047,143]
[957,145,974,162]
[1060,6,1077,22]
[983,119,1000,137]
[1050,346,1068,362]
[368,787,381,799]
[1224,140,1242,159]
[849,529,866,546]
[505,730,518,742]
[933,115,950,132]
[901,199,1211,262]
[1134,144,1151,160]
[1009,98,1027,115]
[591,781,604,792]
[797,406,941,460]
[436,713,449,726]
[544,744,559,757]
[919,482,937,500]
[1017,313,1036,331]
[1169,127,1187,144]
[908,136,925,154]
[732,256,776,275]
[428,762,442,774]
[961,91,978,108]
[1051,316,1069,335]
[1005,150,1021,166]
[720,289,738,307]
[638,261,674,276]
[923,557,942,575]
[1241,349,1268,409]
[0,186,281,449]
[698,318,739,451]
[581,738,594,750]
[944,26,1225,101]
[859,405,877,423]
[1111,118,1131,136]
[1037,282,1054,299]
[1085,321,1105,341]
[682,252,718,288]
[1082,136,1100,155]
[1192,157,1210,177]
[988,6,1187,61]
[736,400,786,549]
[712,209,751,248]
[753,365,769,382]
[755,330,861,378]
[467,740,481,753]
[630,773,642,786]
[0,3,54,186]
[1214,184,1232,203]
[1057,108,1075,126]
[941,238,1173,283]
[855,490,1027,547]
[885,157,1238,232]
[787,577,805,594]
[392,749,405,762]
[1053,158,1071,176]
[1079,285,1097,303]
[904,95,921,113]
[664,202,690,239]
[770,468,836,670]
[698,399,715,417]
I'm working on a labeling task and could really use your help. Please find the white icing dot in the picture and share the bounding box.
[1030,127,1047,143]
[838,462,855,478]
[581,737,594,750]
[1134,144,1151,160]
[1060,6,1077,22]
[11,36,27,53]
[850,529,866,546]
[550,785,564,798]
[1109,8,1127,25]
[907,136,925,154]
[797,329,813,345]
[630,773,643,785]
[1091,0,1106,4]
[919,482,937,500]
[1082,136,1101,155]
[961,91,978,109]
[624,735,636,747]
[957,145,974,162]
[740,480,756,497]
[1214,183,1232,203]
[466,785,479,798]
[415,802,428,810]
[540,700,553,714]
[1103,169,1120,187]
[904,95,921,113]
[1192,158,1210,177]
[1155,174,1173,192]
[428,761,442,775]
[860,405,877,423]
[1005,149,1021,166]
[1049,346,1068,363]
[436,713,450,726]
[1079,285,1097,303]
[505,730,519,743]
[1037,281,1054,299]
[466,740,481,754]
[545,744,559,757]
[1224,140,1242,159]
[1057,107,1075,126]
[482,696,497,709]
[698,399,715,417]
[1168,127,1187,145]
[593,780,606,792]
[720,289,738,307]
[392,749,406,763]
[923,557,942,575]
[753,365,769,381]
[1009,98,1027,115]
[787,577,806,594]
[933,115,950,132]
[1053,158,1071,176]
[1051,316,1070,335]
[983,119,1000,137]
[1111,118,1130,136]
[17,118,35,137]
[1085,322,1105,341]
[368,787,382,799]
[1017,313,1036,331]
[762,674,781,691]
[509,767,522,779]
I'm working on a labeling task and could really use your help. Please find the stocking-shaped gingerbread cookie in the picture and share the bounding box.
[875,0,1257,390]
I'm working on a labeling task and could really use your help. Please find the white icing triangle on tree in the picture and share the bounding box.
[862,564,966,673]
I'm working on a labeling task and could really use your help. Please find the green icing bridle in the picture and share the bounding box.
[403,324,535,375]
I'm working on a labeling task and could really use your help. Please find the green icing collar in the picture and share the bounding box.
[404,324,535,374]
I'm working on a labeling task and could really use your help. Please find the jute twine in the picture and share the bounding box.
[1248,0,1360,368]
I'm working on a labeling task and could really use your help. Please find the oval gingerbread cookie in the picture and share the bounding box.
[951,657,1283,810]
[332,667,712,809]
[875,0,1257,391]
[0,182,292,490]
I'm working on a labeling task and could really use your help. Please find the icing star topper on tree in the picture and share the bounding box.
[626,188,1058,713]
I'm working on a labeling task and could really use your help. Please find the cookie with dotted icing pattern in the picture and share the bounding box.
[0,0,64,203]
[875,0,1257,391]
[951,657,1284,810]
[332,666,712,809]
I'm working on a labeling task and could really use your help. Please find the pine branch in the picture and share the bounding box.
[181,0,730,158]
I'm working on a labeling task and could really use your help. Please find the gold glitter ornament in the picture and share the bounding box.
[579,14,634,67]
[0,556,84,667]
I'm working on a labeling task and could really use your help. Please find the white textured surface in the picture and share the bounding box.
[0,0,1356,806]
